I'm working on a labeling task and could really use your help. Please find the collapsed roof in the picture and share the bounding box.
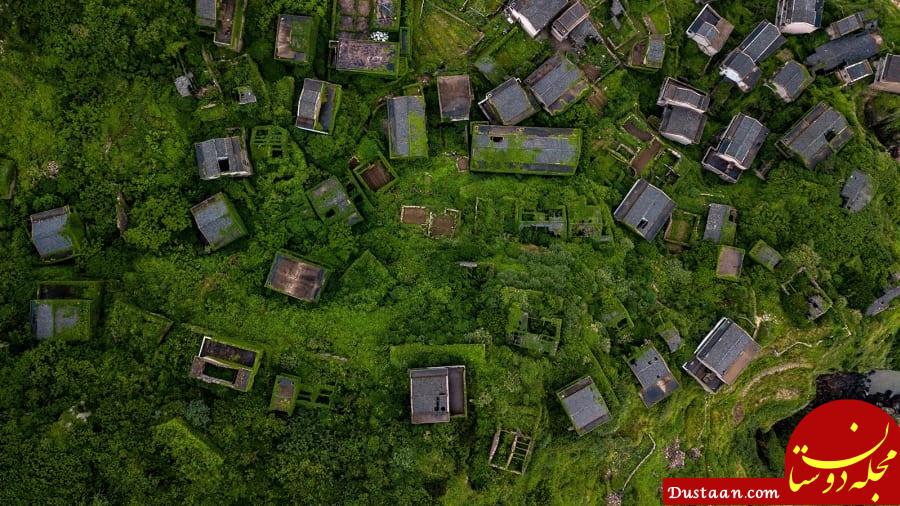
[779,102,852,168]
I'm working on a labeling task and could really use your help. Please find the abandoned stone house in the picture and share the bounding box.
[614,179,675,242]
[436,75,473,122]
[775,0,824,35]
[767,60,813,102]
[805,30,883,73]
[656,78,710,145]
[556,376,610,436]
[470,125,582,176]
[387,91,428,159]
[236,86,256,105]
[719,21,785,92]
[296,78,342,135]
[826,10,875,40]
[408,366,467,424]
[701,113,769,183]
[265,251,327,302]
[191,193,247,251]
[524,54,590,116]
[840,170,873,213]
[195,135,253,180]
[836,60,874,86]
[270,374,301,415]
[683,317,760,393]
[703,203,736,245]
[189,335,262,392]
[866,286,900,317]
[30,206,83,262]
[274,15,316,64]
[628,346,680,407]
[479,78,538,126]
[507,0,568,38]
[685,4,734,56]
[308,177,363,226]
[778,102,852,169]
[175,73,195,97]
[871,54,900,94]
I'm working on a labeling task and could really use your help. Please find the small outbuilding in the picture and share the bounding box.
[556,376,610,436]
[826,11,874,39]
[716,245,745,280]
[191,193,247,251]
[840,170,873,212]
[749,240,782,271]
[836,60,874,86]
[270,374,301,414]
[683,317,760,393]
[628,346,680,407]
[436,75,473,122]
[30,206,84,262]
[195,135,253,180]
[408,366,467,424]
[265,251,327,302]
[307,177,363,226]
[613,179,676,241]
[479,78,538,126]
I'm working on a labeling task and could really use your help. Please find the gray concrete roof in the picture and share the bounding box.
[769,60,812,101]
[628,347,680,407]
[191,193,246,250]
[557,376,610,435]
[703,203,735,243]
[479,78,538,126]
[409,366,466,424]
[387,94,427,158]
[694,317,759,384]
[524,54,589,114]
[30,207,75,260]
[195,136,252,180]
[780,102,852,168]
[776,0,824,29]
[715,113,769,169]
[866,286,900,316]
[840,170,873,212]
[509,0,569,34]
[613,179,676,241]
[659,105,707,144]
[805,31,883,72]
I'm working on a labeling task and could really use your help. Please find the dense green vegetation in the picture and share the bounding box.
[0,0,898,504]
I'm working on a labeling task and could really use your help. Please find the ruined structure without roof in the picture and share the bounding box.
[189,335,262,392]
[265,251,327,302]
[191,193,247,251]
[703,204,736,244]
[720,21,785,92]
[308,177,363,226]
[826,11,874,39]
[779,103,852,169]
[614,179,675,241]
[508,0,569,38]
[387,93,428,159]
[275,15,316,64]
[556,376,610,435]
[871,54,900,94]
[30,280,102,341]
[686,4,734,56]
[470,125,581,176]
[195,135,253,180]
[628,347,680,407]
[767,60,813,102]
[436,75,473,122]
[296,79,342,135]
[236,86,257,105]
[331,39,400,76]
[479,78,538,126]
[408,366,467,424]
[701,113,768,183]
[749,240,782,271]
[524,54,589,115]
[683,318,760,393]
[841,170,873,213]
[805,31,883,72]
[776,0,824,34]
[837,60,874,86]
[489,429,535,474]
[30,206,83,262]
[211,0,246,52]
[716,245,745,280]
